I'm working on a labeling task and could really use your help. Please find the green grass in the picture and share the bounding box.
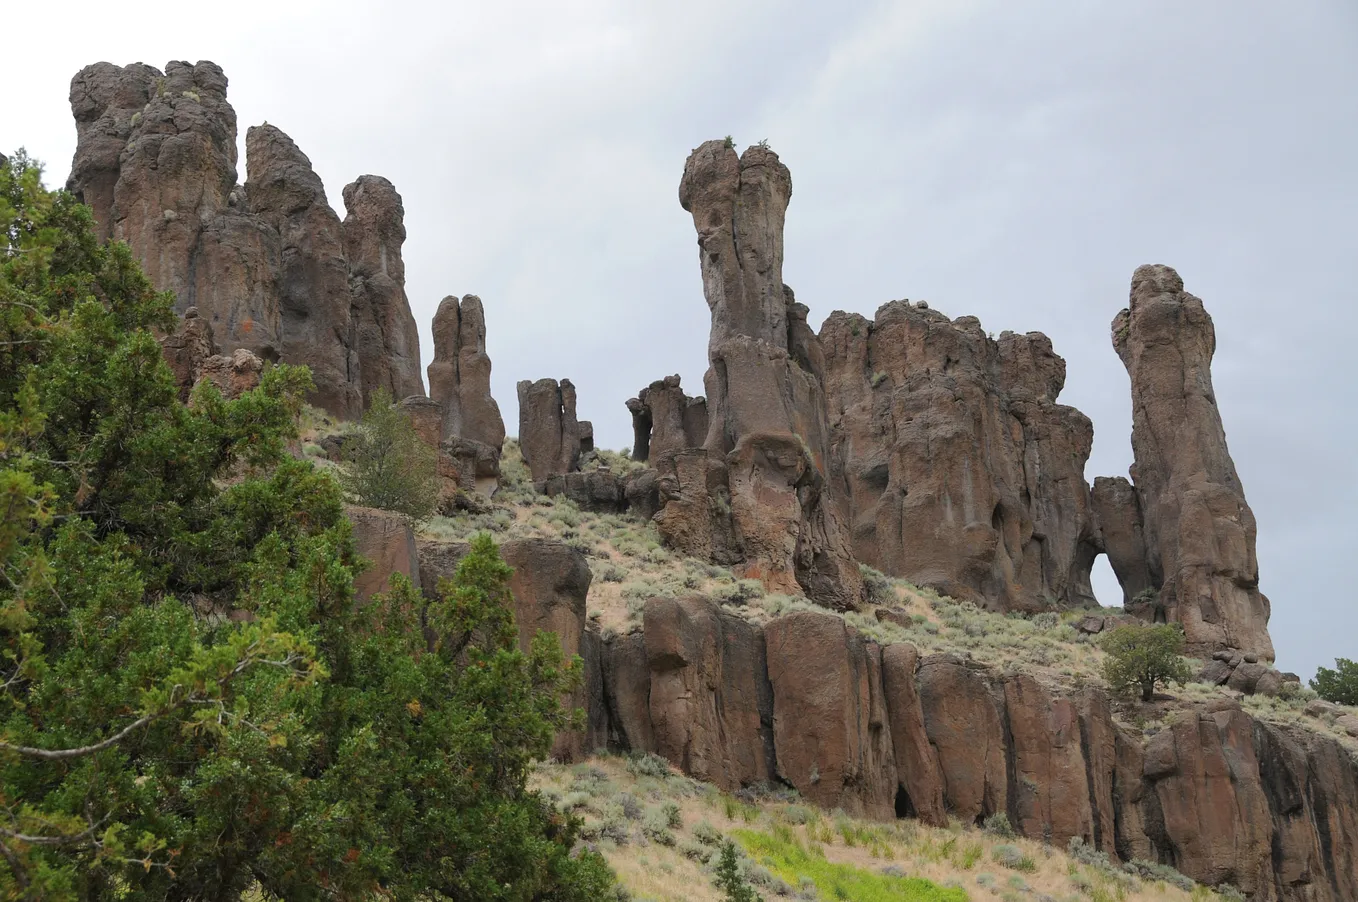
[734,828,967,902]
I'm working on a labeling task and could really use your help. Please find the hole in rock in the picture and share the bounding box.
[894,784,916,819]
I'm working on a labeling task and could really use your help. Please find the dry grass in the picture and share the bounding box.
[531,754,1240,902]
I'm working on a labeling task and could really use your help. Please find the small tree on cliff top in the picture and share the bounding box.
[1311,658,1358,706]
[339,387,439,520]
[1100,622,1193,702]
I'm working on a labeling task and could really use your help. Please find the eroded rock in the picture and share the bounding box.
[517,378,583,484]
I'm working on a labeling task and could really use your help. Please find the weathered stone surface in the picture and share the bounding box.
[764,611,895,818]
[1142,708,1274,894]
[1227,661,1269,695]
[1106,265,1273,660]
[196,348,263,400]
[1090,476,1153,607]
[342,175,425,405]
[644,596,775,790]
[517,378,582,483]
[1198,659,1233,686]
[601,631,655,754]
[623,468,662,521]
[652,449,741,565]
[880,643,947,826]
[661,141,861,609]
[160,307,216,401]
[245,124,359,417]
[428,295,505,465]
[821,306,1099,613]
[627,375,708,462]
[917,655,1008,824]
[543,470,626,513]
[1005,674,1095,849]
[347,505,420,605]
[417,538,591,760]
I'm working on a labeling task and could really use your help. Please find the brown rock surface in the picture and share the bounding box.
[627,375,708,462]
[196,348,264,399]
[664,141,861,609]
[347,505,420,605]
[1107,265,1273,659]
[601,631,656,754]
[820,305,1100,612]
[245,124,359,417]
[160,307,216,401]
[428,294,505,452]
[764,611,895,818]
[1004,674,1095,849]
[880,643,947,826]
[342,175,425,404]
[516,378,582,483]
[643,596,775,789]
[917,655,1008,824]
[1090,476,1153,606]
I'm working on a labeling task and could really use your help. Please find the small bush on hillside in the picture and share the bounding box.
[983,812,1017,838]
[860,564,895,606]
[714,839,761,902]
[626,752,671,779]
[1124,858,1194,891]
[992,844,1037,872]
[338,387,440,520]
[1100,622,1194,701]
[1310,657,1358,705]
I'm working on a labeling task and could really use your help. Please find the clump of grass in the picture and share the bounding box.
[991,843,1037,873]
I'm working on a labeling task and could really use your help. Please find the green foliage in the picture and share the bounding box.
[338,387,440,520]
[983,811,1016,838]
[1100,622,1193,702]
[723,136,736,150]
[0,156,613,899]
[734,828,967,902]
[714,839,761,902]
[1310,657,1358,705]
[991,844,1037,872]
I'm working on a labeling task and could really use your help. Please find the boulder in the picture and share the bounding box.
[543,471,626,513]
[196,348,263,399]
[1103,265,1273,660]
[1227,661,1269,695]
[1198,659,1233,686]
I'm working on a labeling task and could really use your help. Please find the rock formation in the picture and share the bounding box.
[574,594,1358,901]
[160,307,263,401]
[820,305,1100,612]
[244,124,360,417]
[517,378,584,484]
[626,375,708,462]
[424,294,506,492]
[655,140,861,609]
[341,175,425,404]
[1101,265,1273,660]
[66,60,425,419]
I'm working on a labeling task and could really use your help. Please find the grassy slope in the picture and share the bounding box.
[532,754,1235,902]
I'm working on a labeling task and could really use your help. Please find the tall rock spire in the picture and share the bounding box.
[1107,264,1273,659]
[658,140,861,609]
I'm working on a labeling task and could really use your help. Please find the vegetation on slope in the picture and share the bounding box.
[531,753,1248,902]
[0,152,614,899]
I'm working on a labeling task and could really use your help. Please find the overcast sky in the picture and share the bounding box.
[7,1,1355,679]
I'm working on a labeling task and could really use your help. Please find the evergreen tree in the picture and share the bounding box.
[1310,658,1358,706]
[714,839,760,902]
[339,387,440,521]
[0,151,613,899]
[1100,622,1193,702]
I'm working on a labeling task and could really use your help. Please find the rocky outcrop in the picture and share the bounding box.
[644,596,775,790]
[347,505,421,605]
[244,124,360,418]
[341,175,425,405]
[880,643,947,826]
[543,471,627,513]
[428,294,505,451]
[917,655,1009,824]
[66,60,426,419]
[657,141,861,609]
[1090,476,1153,607]
[820,305,1100,612]
[159,308,263,401]
[517,378,583,484]
[626,375,708,462]
[1102,265,1273,660]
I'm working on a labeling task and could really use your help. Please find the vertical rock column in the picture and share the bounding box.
[427,294,507,494]
[664,140,861,609]
[1109,264,1273,659]
[517,378,583,484]
[342,175,426,405]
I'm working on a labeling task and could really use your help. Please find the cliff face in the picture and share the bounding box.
[1099,265,1273,660]
[820,305,1100,613]
[579,595,1355,902]
[66,60,425,418]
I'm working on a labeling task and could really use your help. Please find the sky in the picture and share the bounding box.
[6,1,1355,679]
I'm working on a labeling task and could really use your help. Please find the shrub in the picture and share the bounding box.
[1310,657,1358,705]
[626,752,672,779]
[338,387,440,520]
[860,564,895,606]
[992,844,1037,872]
[983,812,1017,838]
[1124,858,1194,891]
[661,800,683,828]
[641,809,676,846]
[1100,622,1194,701]
[714,839,761,902]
